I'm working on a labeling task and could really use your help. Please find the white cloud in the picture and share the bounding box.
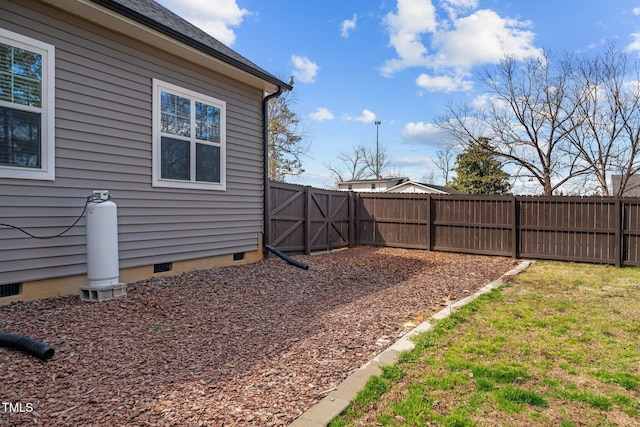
[628,33,640,53]
[380,0,437,76]
[157,0,249,46]
[416,73,473,92]
[341,14,357,38]
[344,109,377,123]
[291,55,319,83]
[446,0,479,7]
[309,107,334,121]
[380,1,542,93]
[401,122,443,145]
[441,0,479,20]
[354,109,377,123]
[471,93,507,110]
[391,155,433,167]
[633,7,640,15]
[430,9,541,69]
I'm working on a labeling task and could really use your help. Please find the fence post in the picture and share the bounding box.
[355,193,361,246]
[348,192,355,247]
[426,195,432,251]
[615,197,622,268]
[512,196,519,259]
[304,186,311,255]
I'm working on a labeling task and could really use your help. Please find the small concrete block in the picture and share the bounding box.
[329,361,382,401]
[80,283,127,302]
[387,336,416,353]
[80,287,111,302]
[373,348,402,366]
[288,396,351,427]
[112,283,127,298]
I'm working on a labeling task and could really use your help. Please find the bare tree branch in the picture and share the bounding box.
[325,144,398,186]
[437,52,592,195]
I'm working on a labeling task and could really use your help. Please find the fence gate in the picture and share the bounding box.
[307,188,351,253]
[268,181,352,255]
[268,182,306,253]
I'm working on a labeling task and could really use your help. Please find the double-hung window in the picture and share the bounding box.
[152,79,226,190]
[0,29,55,180]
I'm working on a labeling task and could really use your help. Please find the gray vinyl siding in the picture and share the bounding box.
[0,0,266,285]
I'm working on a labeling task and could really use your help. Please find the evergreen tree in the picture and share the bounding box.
[448,137,511,194]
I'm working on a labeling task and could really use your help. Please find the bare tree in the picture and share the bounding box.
[437,52,591,195]
[326,145,370,183]
[566,43,640,196]
[421,169,436,184]
[326,144,398,185]
[432,144,458,184]
[362,144,393,178]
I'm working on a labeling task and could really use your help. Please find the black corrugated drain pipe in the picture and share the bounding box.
[265,245,309,270]
[0,332,54,361]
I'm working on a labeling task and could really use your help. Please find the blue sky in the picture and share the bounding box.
[155,0,640,189]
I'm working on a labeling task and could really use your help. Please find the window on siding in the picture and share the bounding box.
[152,79,226,190]
[0,29,55,180]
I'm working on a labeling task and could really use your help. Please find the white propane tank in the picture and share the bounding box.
[86,191,120,287]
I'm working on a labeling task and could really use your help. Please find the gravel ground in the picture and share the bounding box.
[0,246,516,426]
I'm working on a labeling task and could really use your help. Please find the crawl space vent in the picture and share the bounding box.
[0,283,21,297]
[154,262,172,273]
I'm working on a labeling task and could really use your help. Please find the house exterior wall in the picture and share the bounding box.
[611,175,640,197]
[0,0,265,292]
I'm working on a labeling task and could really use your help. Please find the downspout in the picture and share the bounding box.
[263,85,284,254]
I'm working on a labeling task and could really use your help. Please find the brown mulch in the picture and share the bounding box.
[0,246,517,426]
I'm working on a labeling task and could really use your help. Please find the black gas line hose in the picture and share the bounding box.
[265,244,309,270]
[1,194,108,361]
[0,332,54,361]
[0,196,92,239]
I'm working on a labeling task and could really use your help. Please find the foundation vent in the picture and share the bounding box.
[154,262,172,273]
[0,283,21,297]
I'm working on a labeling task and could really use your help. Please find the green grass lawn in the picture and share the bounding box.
[329,261,640,427]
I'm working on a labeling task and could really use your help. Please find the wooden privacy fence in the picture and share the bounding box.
[268,181,640,266]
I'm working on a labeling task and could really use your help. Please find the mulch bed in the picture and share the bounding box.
[0,246,517,426]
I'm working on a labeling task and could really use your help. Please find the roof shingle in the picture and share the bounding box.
[93,0,291,90]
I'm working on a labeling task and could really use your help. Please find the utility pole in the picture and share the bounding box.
[374,120,381,179]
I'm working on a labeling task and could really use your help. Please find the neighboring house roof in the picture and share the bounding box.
[384,180,464,194]
[611,175,640,197]
[44,0,292,92]
[336,178,463,194]
[338,177,409,186]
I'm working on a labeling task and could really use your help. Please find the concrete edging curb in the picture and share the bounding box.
[288,259,535,427]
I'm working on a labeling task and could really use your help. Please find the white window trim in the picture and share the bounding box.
[152,79,226,191]
[0,28,55,181]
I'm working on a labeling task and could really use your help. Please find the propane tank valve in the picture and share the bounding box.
[91,190,110,202]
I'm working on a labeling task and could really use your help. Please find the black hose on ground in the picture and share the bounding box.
[265,245,309,270]
[0,332,54,361]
